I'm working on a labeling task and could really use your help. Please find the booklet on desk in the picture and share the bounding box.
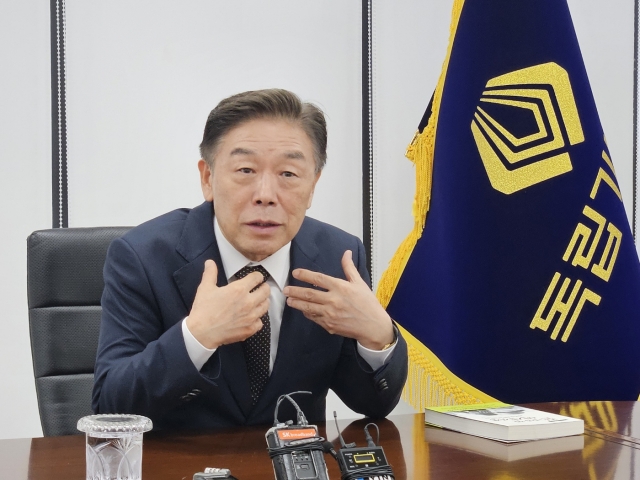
[424,426,585,461]
[424,402,584,442]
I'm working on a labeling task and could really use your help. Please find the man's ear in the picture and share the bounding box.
[306,170,322,209]
[198,159,214,202]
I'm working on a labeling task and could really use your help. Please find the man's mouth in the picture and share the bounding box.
[247,221,280,228]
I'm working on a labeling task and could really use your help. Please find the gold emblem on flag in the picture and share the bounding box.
[471,62,584,194]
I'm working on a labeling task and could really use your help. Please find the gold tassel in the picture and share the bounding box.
[376,0,497,412]
[398,325,496,409]
[377,0,464,307]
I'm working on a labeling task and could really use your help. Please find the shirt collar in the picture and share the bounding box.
[214,217,291,290]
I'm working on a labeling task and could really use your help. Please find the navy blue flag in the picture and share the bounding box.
[377,0,640,407]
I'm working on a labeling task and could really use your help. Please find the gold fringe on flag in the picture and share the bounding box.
[376,0,465,308]
[398,325,496,408]
[376,0,497,411]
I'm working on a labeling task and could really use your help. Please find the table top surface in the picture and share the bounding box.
[2,401,640,479]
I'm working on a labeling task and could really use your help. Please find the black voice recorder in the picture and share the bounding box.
[265,392,330,480]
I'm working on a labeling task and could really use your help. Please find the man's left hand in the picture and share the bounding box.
[283,250,394,350]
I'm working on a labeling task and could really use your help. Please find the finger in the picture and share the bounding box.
[244,317,266,338]
[240,292,268,317]
[238,283,270,317]
[244,298,270,338]
[252,297,270,320]
[341,250,364,284]
[236,270,268,292]
[286,296,325,318]
[291,268,336,290]
[202,259,219,287]
[252,318,265,334]
[283,285,325,305]
[231,281,269,314]
[250,282,271,304]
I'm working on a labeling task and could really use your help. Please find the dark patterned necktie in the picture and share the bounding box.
[234,264,271,405]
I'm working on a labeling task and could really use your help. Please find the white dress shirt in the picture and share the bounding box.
[182,218,395,372]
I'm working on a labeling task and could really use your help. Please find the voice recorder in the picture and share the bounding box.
[265,392,329,480]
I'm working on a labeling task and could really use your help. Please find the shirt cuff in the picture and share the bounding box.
[182,317,217,371]
[356,341,396,371]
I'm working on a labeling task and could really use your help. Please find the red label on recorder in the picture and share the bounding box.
[277,428,317,440]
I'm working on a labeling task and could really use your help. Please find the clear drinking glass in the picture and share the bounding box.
[77,414,153,480]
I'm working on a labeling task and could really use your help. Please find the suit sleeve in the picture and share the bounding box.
[92,237,220,421]
[329,238,408,418]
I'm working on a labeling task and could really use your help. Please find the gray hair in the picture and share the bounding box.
[199,89,327,173]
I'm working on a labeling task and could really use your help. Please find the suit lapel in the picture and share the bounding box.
[172,201,253,419]
[173,202,225,309]
[276,232,323,364]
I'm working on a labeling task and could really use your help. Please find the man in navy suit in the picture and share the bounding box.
[93,89,408,430]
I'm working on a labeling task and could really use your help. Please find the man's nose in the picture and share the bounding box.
[253,173,277,205]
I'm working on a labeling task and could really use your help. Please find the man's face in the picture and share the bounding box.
[198,118,321,261]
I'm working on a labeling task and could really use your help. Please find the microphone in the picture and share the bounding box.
[321,441,338,460]
[330,412,395,480]
[333,411,356,449]
[265,392,330,480]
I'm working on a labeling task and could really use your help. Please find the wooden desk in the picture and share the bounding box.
[1,401,638,479]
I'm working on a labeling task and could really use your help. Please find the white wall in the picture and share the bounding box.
[370,0,452,285]
[568,0,635,231]
[0,0,52,439]
[64,0,364,236]
[371,0,637,285]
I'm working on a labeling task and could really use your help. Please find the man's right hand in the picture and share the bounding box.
[186,259,270,349]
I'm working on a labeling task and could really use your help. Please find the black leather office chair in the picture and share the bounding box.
[27,227,130,436]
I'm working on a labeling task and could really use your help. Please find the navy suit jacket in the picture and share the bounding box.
[92,201,408,430]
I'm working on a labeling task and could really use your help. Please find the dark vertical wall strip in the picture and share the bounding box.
[634,0,638,240]
[362,0,373,275]
[50,0,68,228]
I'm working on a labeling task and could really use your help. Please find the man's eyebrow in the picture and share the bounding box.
[283,150,306,160]
[229,147,254,156]
[229,147,306,160]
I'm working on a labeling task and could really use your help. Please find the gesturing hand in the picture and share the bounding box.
[283,250,394,350]
[186,260,270,349]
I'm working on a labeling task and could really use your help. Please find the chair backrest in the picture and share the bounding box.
[27,227,130,436]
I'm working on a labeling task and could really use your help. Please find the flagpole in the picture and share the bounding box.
[362,0,374,277]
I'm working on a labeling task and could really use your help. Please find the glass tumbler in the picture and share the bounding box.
[77,414,153,480]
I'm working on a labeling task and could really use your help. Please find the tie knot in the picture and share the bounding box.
[235,264,270,283]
